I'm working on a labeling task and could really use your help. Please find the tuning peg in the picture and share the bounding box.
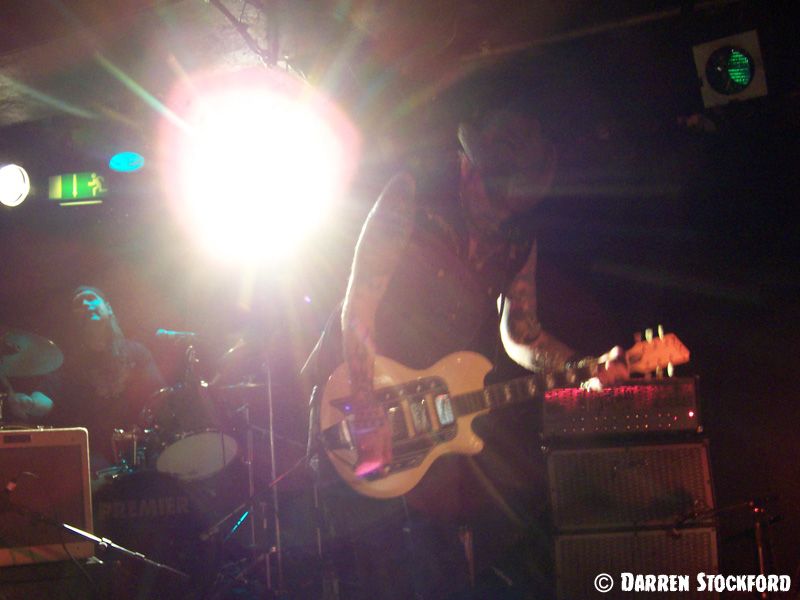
[645,328,653,342]
[658,325,664,340]
[667,362,674,377]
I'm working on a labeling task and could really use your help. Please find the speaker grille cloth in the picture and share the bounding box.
[556,528,719,599]
[548,443,713,530]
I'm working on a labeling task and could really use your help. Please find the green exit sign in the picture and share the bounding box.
[48,172,108,206]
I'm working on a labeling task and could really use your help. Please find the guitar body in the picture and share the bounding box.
[320,352,493,499]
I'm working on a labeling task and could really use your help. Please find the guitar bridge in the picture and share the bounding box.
[320,418,354,451]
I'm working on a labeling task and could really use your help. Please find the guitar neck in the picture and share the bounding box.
[450,363,590,418]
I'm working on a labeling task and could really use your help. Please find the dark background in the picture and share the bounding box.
[1,0,799,591]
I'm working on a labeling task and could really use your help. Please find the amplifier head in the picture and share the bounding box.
[543,378,700,440]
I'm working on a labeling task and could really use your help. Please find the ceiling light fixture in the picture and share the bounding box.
[0,164,31,208]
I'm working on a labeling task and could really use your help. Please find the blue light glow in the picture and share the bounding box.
[109,151,145,172]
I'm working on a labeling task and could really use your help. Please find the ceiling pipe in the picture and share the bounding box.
[459,0,745,64]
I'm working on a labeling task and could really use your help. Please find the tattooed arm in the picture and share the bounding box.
[500,241,629,384]
[500,241,575,371]
[341,172,416,476]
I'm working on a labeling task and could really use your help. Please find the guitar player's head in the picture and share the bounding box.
[452,63,558,233]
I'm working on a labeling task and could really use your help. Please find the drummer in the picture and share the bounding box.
[23,286,166,475]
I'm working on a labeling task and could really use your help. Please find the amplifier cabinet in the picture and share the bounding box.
[0,428,93,565]
[548,441,714,531]
[555,527,719,599]
[0,558,108,599]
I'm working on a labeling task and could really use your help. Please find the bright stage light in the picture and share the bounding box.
[160,67,359,264]
[0,164,31,208]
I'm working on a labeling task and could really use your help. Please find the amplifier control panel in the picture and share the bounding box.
[542,378,699,439]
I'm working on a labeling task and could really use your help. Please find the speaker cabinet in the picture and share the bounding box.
[555,528,719,599]
[0,428,93,565]
[548,442,714,531]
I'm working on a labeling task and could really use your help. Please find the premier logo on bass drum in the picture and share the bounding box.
[96,495,191,519]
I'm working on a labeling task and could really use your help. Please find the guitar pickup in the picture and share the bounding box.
[409,398,432,434]
[387,403,408,441]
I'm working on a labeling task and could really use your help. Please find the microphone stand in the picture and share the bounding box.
[0,497,189,581]
[0,374,13,422]
[672,496,779,599]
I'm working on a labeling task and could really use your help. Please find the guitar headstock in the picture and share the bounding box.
[626,326,690,375]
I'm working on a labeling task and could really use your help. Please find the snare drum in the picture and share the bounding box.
[156,429,239,481]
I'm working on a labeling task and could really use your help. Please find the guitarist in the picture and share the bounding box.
[304,76,628,599]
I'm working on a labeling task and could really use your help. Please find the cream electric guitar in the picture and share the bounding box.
[319,330,690,499]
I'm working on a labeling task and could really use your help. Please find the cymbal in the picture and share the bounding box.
[211,338,266,383]
[0,328,63,377]
[213,382,265,391]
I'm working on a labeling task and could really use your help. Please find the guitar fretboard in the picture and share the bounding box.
[450,367,585,418]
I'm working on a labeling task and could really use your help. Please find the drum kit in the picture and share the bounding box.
[1,326,285,598]
[0,326,63,420]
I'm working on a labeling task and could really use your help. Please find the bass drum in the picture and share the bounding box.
[146,384,240,482]
[93,471,219,599]
[156,429,239,482]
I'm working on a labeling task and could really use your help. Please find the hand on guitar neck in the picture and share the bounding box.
[581,327,690,390]
[592,345,629,389]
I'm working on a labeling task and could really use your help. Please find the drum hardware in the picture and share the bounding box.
[111,427,157,470]
[204,339,289,596]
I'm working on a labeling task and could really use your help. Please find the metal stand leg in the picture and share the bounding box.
[752,500,777,600]
[308,385,342,600]
[459,525,475,588]
[265,363,285,595]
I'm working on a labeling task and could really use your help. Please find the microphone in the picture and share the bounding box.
[155,329,197,340]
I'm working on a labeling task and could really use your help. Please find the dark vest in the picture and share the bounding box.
[304,176,535,387]
[375,199,532,369]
